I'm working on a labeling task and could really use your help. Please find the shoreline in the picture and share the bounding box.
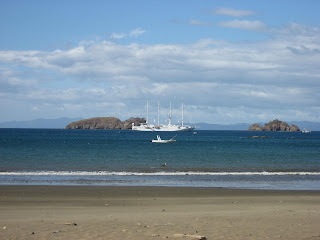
[1,173,320,191]
[1,184,320,192]
[1,185,320,240]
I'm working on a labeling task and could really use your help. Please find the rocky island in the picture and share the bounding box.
[249,119,300,131]
[65,117,146,130]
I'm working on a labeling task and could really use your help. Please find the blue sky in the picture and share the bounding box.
[1,0,320,124]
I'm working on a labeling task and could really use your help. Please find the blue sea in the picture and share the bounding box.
[0,129,319,190]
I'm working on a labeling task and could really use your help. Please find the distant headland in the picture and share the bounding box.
[1,117,319,130]
[65,117,146,130]
[249,119,300,131]
[66,118,301,131]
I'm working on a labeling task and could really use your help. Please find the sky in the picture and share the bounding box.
[0,0,320,124]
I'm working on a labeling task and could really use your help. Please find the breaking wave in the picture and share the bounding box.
[1,171,320,176]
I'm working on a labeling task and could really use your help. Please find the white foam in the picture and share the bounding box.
[0,171,320,176]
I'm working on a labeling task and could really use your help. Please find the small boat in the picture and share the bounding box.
[151,135,176,143]
[302,129,311,133]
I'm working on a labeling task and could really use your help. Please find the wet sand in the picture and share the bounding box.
[0,185,319,240]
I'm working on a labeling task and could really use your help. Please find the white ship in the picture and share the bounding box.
[132,102,194,132]
[302,129,311,133]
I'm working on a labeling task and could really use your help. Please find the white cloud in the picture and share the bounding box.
[129,28,146,37]
[0,23,319,123]
[109,28,145,40]
[213,7,256,17]
[218,20,267,31]
[188,19,212,26]
[32,106,40,111]
[110,32,126,39]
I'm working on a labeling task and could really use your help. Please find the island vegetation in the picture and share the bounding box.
[65,117,146,130]
[249,119,300,131]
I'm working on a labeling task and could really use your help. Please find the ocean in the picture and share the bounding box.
[0,129,319,190]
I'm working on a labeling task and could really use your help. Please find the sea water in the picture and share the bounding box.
[0,129,319,190]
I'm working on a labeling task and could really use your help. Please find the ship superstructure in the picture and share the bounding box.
[132,102,194,132]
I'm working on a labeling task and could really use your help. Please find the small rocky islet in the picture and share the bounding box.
[249,119,300,131]
[65,117,146,130]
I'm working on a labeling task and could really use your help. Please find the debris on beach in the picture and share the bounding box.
[64,222,77,226]
[173,233,207,239]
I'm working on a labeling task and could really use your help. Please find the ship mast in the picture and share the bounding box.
[158,101,160,126]
[181,102,184,127]
[169,101,172,126]
[146,101,149,125]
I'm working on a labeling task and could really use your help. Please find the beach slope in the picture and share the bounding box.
[0,186,319,240]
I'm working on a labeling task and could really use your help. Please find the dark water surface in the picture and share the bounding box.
[0,129,319,190]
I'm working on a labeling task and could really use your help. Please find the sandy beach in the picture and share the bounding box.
[0,186,319,240]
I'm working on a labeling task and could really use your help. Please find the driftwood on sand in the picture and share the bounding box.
[173,233,207,239]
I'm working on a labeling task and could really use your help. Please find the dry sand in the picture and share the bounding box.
[0,186,319,240]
